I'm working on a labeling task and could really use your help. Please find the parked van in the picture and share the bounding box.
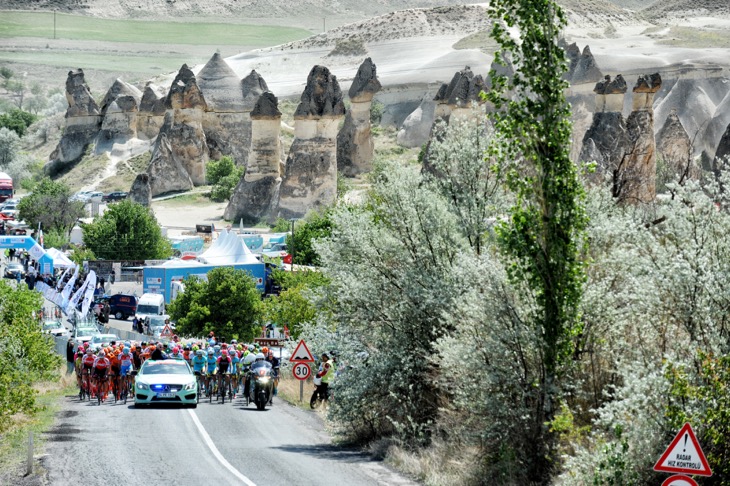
[108,294,137,320]
[136,293,165,321]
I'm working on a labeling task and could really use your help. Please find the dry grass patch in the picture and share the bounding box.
[385,439,483,486]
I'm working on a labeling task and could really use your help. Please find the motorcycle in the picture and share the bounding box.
[247,362,274,410]
[310,375,331,409]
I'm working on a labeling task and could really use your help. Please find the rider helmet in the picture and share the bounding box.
[86,348,94,354]
[207,349,214,355]
[231,339,237,344]
[255,353,265,361]
[196,350,204,356]
[248,344,255,351]
[123,348,130,355]
[221,350,228,356]
[214,345,221,352]
[261,347,269,355]
[221,343,228,349]
[97,350,105,357]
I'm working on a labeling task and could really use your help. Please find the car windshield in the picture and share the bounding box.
[91,335,116,344]
[147,317,166,326]
[42,323,59,330]
[140,361,189,375]
[137,305,159,314]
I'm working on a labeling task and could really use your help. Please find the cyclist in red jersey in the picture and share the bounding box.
[92,351,111,401]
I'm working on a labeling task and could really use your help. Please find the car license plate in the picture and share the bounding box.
[157,392,175,398]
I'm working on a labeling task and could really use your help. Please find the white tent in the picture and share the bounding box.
[196,229,259,265]
[45,248,76,268]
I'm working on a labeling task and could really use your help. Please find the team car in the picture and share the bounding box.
[132,359,197,408]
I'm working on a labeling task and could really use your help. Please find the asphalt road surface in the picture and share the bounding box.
[41,392,417,485]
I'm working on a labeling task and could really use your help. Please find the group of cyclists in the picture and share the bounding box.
[73,334,282,405]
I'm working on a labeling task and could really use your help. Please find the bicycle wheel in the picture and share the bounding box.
[209,379,213,403]
[220,377,225,404]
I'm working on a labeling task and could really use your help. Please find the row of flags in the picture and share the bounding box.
[35,264,97,317]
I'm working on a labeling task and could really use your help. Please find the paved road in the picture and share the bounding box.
[41,393,417,485]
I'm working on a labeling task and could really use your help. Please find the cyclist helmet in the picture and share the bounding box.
[248,344,255,351]
[184,345,191,351]
[123,348,130,355]
[221,350,228,356]
[97,350,105,357]
[214,345,221,352]
[192,345,199,352]
[221,343,228,349]
[86,348,94,354]
[207,349,214,355]
[173,347,180,354]
[231,339,237,344]
[196,350,204,356]
[261,347,269,354]
[124,341,131,347]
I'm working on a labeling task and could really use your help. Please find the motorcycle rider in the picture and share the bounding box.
[265,350,280,399]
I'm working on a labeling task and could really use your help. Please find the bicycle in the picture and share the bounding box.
[194,371,205,403]
[119,372,131,405]
[218,373,231,404]
[310,377,332,410]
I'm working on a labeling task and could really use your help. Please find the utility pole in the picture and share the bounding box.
[323,17,326,33]
[53,10,56,40]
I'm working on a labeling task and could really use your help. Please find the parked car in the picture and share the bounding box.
[4,262,25,279]
[88,191,104,203]
[0,209,18,220]
[41,319,69,337]
[143,315,173,337]
[102,191,128,202]
[71,191,93,202]
[107,294,137,320]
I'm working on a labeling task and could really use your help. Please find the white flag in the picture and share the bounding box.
[66,271,92,314]
[60,265,79,307]
[56,267,70,291]
[80,270,97,317]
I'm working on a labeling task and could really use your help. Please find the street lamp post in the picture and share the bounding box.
[289,218,296,272]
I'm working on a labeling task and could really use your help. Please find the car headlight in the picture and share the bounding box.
[183,382,196,390]
[136,383,149,390]
[259,377,270,383]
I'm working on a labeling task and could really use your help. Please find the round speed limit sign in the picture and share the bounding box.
[292,362,311,381]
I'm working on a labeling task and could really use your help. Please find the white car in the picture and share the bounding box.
[41,319,69,337]
[88,191,104,203]
[132,359,198,408]
[87,333,121,351]
[71,191,93,202]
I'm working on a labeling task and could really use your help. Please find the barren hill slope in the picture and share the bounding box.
[641,0,730,19]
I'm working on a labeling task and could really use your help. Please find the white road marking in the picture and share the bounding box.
[187,409,257,486]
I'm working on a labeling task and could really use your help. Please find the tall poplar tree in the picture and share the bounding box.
[486,0,588,481]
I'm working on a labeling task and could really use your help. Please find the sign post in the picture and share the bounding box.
[289,339,315,402]
[654,422,712,484]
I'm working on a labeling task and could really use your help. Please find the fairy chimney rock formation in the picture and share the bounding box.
[580,75,629,186]
[147,128,194,197]
[147,64,208,191]
[224,92,282,224]
[433,66,485,122]
[128,173,152,206]
[572,46,603,85]
[276,65,345,219]
[47,69,102,175]
[235,69,271,168]
[337,58,382,177]
[96,79,142,152]
[632,72,662,111]
[165,64,207,111]
[657,111,699,182]
[137,82,167,140]
[622,73,662,203]
[197,52,249,164]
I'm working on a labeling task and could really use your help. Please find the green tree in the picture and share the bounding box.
[82,200,172,260]
[0,109,37,137]
[168,267,264,341]
[207,156,243,202]
[289,210,333,266]
[0,127,20,166]
[0,280,61,431]
[69,246,96,265]
[486,0,588,480]
[263,269,329,339]
[18,178,86,235]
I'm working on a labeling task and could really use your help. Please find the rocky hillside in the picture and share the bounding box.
[640,0,730,20]
[2,0,640,22]
[1,0,484,19]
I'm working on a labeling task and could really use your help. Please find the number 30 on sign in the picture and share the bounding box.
[292,362,311,381]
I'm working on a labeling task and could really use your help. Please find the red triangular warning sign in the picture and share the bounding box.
[654,423,712,477]
[289,339,315,362]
